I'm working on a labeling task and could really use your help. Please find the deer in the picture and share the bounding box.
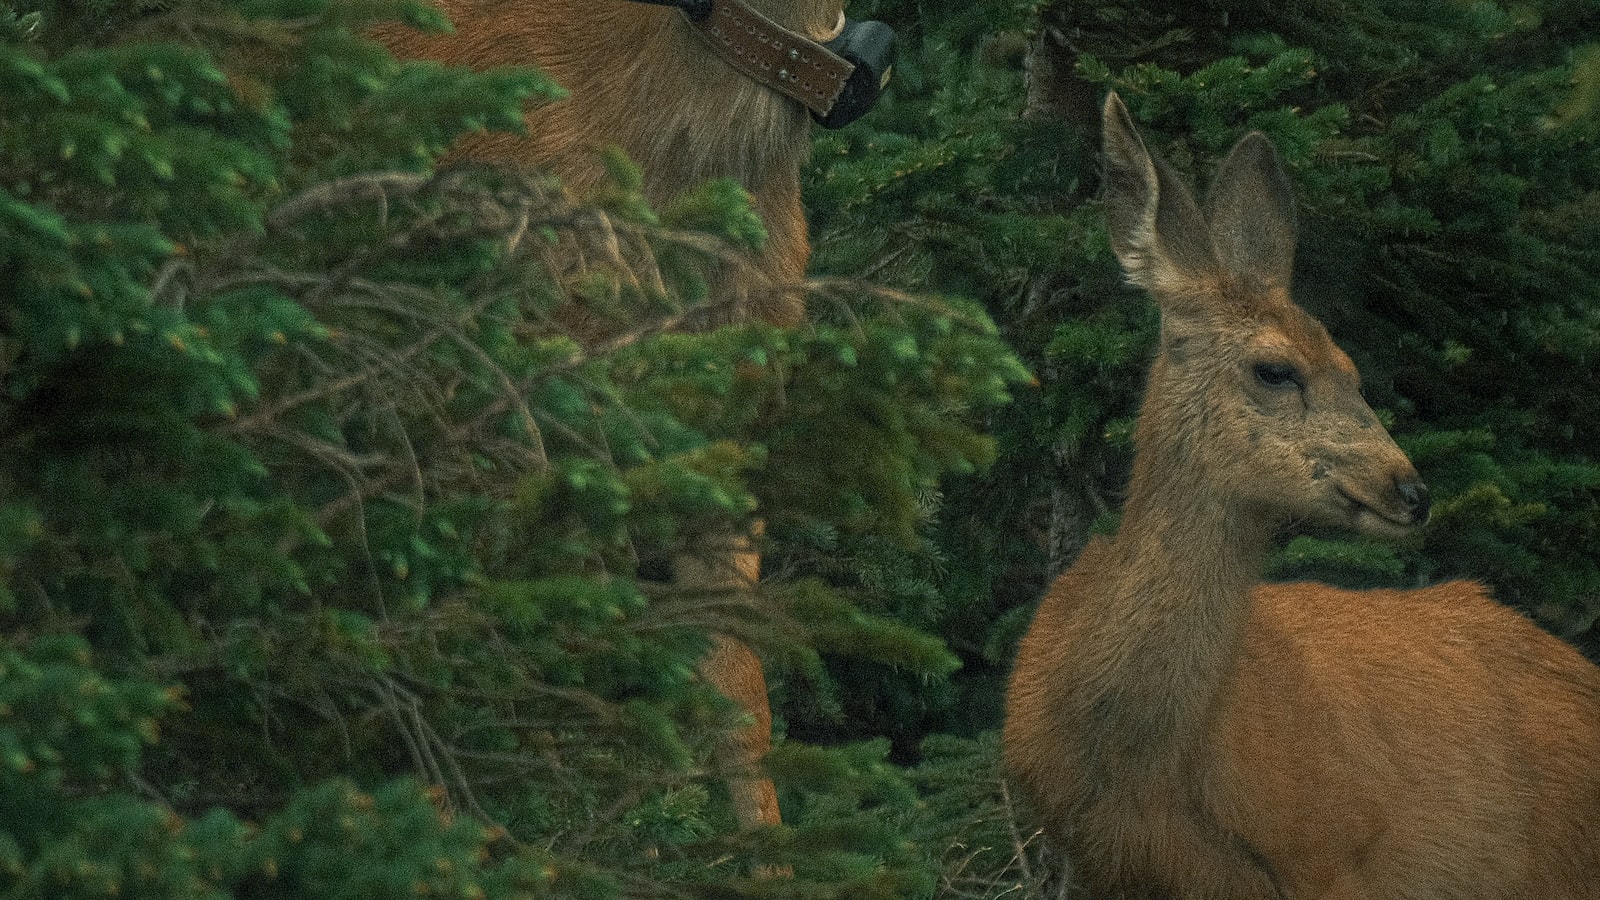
[376,0,895,837]
[1002,91,1600,899]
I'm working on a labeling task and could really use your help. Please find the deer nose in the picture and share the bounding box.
[1396,476,1431,525]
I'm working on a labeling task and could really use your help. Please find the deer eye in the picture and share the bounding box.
[1253,362,1301,390]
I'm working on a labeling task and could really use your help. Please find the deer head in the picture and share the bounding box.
[1101,92,1430,538]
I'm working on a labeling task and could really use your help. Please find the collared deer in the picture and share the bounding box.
[378,0,893,835]
[1003,92,1600,899]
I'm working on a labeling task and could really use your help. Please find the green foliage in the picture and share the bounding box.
[0,0,1025,896]
[897,733,1060,900]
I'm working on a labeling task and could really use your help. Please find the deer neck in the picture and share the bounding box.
[1068,363,1274,772]
[516,2,822,201]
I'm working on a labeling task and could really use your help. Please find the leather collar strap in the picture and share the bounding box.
[687,0,855,119]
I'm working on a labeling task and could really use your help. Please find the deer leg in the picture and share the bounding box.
[675,526,783,832]
[699,633,782,830]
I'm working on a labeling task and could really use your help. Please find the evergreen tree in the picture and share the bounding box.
[0,0,1024,895]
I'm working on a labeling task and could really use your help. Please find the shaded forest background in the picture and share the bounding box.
[1,0,1598,897]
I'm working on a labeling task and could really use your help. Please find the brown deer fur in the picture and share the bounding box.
[378,0,848,833]
[1002,92,1600,899]
[377,0,843,326]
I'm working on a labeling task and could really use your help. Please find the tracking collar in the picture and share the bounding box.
[629,0,895,129]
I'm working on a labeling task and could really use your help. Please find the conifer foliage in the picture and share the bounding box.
[0,1,1024,896]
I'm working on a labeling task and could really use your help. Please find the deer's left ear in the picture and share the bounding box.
[1205,132,1297,292]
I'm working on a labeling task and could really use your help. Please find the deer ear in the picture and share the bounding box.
[1205,132,1297,291]
[1101,92,1219,305]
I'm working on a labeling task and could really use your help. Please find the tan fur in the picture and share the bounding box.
[1002,93,1600,899]
[377,1,847,834]
[673,532,782,832]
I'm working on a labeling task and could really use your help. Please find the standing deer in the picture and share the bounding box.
[377,0,894,835]
[1003,91,1600,899]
